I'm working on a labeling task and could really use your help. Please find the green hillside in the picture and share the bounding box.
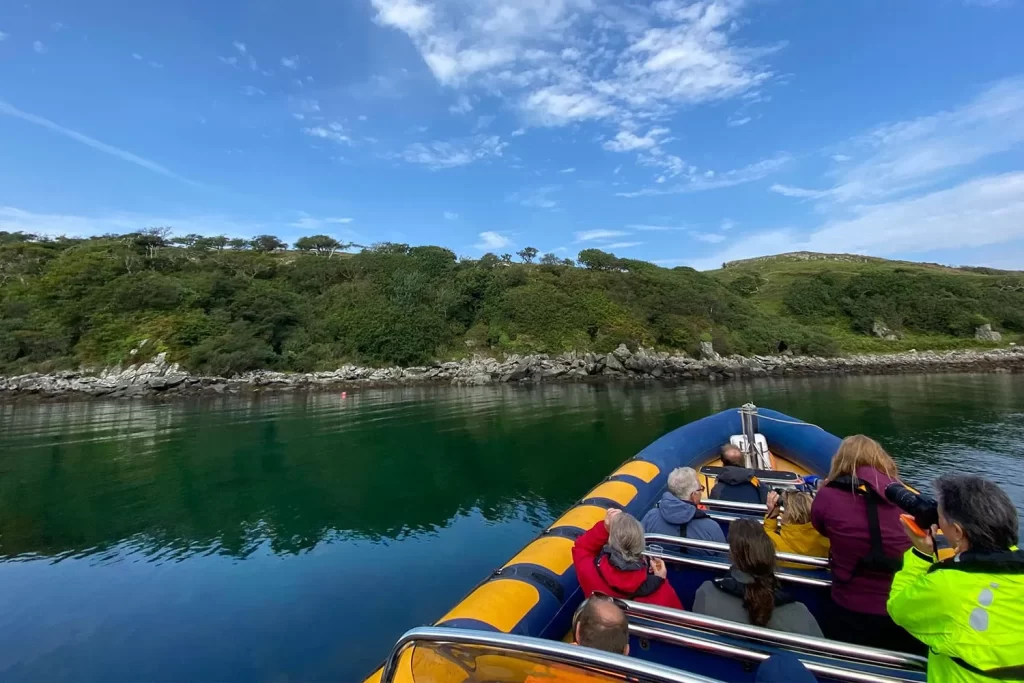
[0,231,1020,376]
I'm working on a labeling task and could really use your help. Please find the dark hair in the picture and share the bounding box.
[935,475,1019,553]
[721,444,743,467]
[728,519,779,627]
[574,596,629,654]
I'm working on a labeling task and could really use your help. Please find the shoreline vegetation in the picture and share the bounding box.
[0,228,1022,401]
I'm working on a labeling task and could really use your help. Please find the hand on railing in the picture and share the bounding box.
[765,491,782,519]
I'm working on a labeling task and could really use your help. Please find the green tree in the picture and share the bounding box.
[295,235,345,257]
[250,235,286,252]
[517,247,539,264]
[577,249,620,271]
[539,253,561,266]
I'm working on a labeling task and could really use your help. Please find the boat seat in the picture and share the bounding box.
[700,466,800,488]
[645,534,829,569]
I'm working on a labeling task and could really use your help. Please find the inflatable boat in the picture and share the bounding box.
[366,405,929,683]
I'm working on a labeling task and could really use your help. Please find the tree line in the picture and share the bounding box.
[0,229,1017,377]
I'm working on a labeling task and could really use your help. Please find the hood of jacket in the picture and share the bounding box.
[596,555,652,593]
[717,465,757,486]
[657,492,699,525]
[853,465,900,496]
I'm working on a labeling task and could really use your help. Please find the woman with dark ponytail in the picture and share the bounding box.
[694,519,823,636]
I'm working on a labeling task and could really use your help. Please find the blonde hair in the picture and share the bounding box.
[667,467,701,500]
[780,491,813,525]
[827,434,899,482]
[608,513,645,563]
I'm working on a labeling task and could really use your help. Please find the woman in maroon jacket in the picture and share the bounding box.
[811,435,922,654]
[572,509,684,610]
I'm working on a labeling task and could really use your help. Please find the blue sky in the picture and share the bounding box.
[1,0,1023,270]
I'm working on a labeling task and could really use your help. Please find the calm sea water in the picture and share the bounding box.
[0,375,1022,682]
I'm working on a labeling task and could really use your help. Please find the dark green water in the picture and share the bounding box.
[0,375,1022,682]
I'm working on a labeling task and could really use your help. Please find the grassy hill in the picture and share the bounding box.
[708,252,1023,353]
[0,231,1020,376]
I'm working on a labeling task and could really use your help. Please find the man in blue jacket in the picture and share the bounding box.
[642,467,725,555]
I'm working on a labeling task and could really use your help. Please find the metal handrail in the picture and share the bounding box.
[381,626,723,683]
[645,533,831,568]
[643,549,832,588]
[700,499,768,513]
[620,600,926,671]
[629,624,919,683]
[706,512,761,525]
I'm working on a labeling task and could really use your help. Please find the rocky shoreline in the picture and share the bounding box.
[1,344,1022,401]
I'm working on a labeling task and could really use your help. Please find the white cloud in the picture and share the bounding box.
[508,185,560,209]
[474,230,512,250]
[443,211,459,220]
[777,78,1024,204]
[720,219,736,231]
[603,128,670,152]
[0,99,198,186]
[50,22,65,32]
[559,167,576,173]
[449,94,473,114]
[619,154,790,197]
[281,55,299,69]
[0,206,264,240]
[304,122,351,145]
[132,53,143,61]
[0,31,8,42]
[727,116,752,127]
[690,231,727,243]
[400,135,507,169]
[688,172,1024,270]
[370,0,777,135]
[628,224,685,231]
[291,214,356,232]
[149,61,163,69]
[241,86,266,97]
[219,56,238,67]
[33,40,46,54]
[510,127,526,137]
[605,241,643,249]
[233,41,248,54]
[575,229,630,242]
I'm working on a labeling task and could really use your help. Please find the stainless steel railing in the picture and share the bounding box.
[620,600,926,671]
[699,498,769,513]
[643,548,832,587]
[645,533,831,568]
[629,624,921,683]
[380,626,723,683]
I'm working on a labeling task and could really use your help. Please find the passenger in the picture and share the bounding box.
[887,475,1024,682]
[764,489,830,565]
[523,596,630,682]
[573,509,683,609]
[693,519,823,637]
[642,466,726,555]
[810,435,921,653]
[709,444,770,505]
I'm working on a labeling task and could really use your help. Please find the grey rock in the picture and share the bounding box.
[604,353,626,372]
[975,324,1002,342]
[612,344,632,361]
[699,341,720,361]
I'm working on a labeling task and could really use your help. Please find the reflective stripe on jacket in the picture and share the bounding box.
[887,547,1024,683]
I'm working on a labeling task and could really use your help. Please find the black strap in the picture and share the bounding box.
[826,477,902,581]
[678,508,709,538]
[593,554,664,599]
[951,657,1024,680]
[713,574,795,606]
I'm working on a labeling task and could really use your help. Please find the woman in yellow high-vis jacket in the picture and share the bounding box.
[887,475,1024,683]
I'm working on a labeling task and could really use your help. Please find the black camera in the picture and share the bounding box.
[884,483,939,530]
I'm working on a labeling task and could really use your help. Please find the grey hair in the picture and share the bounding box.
[935,474,1018,553]
[667,467,702,500]
[608,513,646,563]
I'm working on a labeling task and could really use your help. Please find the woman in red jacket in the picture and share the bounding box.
[810,435,921,654]
[572,509,683,610]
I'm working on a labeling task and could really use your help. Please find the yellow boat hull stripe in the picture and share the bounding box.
[549,505,606,531]
[584,480,637,506]
[502,536,575,575]
[438,579,540,633]
[612,460,660,483]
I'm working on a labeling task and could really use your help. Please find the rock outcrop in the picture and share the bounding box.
[1,346,1022,401]
[872,321,900,341]
[975,324,1003,342]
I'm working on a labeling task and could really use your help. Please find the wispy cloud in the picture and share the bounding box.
[690,231,727,244]
[575,229,630,242]
[281,55,299,69]
[510,127,526,137]
[559,167,576,174]
[32,40,46,54]
[400,135,507,169]
[218,55,238,67]
[290,213,355,232]
[0,206,263,239]
[132,52,143,61]
[689,172,1024,270]
[772,77,1024,204]
[508,185,559,209]
[619,154,791,197]
[449,95,473,114]
[727,116,752,127]
[443,211,459,220]
[605,241,643,249]
[603,127,671,152]
[0,100,199,186]
[0,31,9,42]
[474,230,512,251]
[628,224,686,232]
[304,122,351,145]
[241,85,266,97]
